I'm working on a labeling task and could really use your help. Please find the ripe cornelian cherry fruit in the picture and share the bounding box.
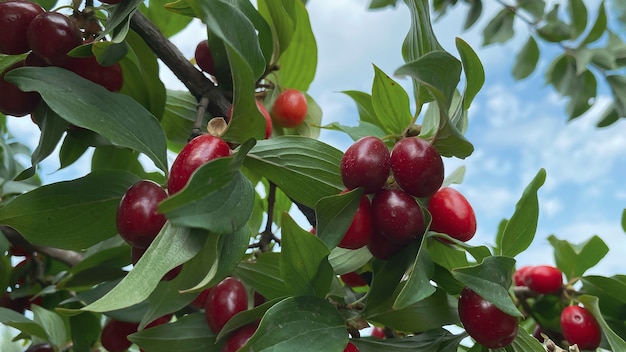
[191,287,213,308]
[0,0,44,55]
[428,187,476,242]
[100,319,140,352]
[341,136,390,194]
[367,228,405,260]
[343,342,360,352]
[338,192,374,249]
[458,287,518,349]
[116,180,167,249]
[340,272,368,287]
[370,326,385,338]
[0,61,41,117]
[66,56,124,92]
[221,323,258,352]
[168,134,231,195]
[371,188,426,244]
[205,277,248,334]
[270,88,308,128]
[390,137,444,198]
[523,265,563,294]
[561,305,601,350]
[27,12,83,66]
[513,265,533,286]
[195,39,216,75]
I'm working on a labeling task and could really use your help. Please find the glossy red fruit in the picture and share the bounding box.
[371,188,426,244]
[191,287,213,308]
[513,265,532,286]
[253,291,266,307]
[561,305,601,350]
[131,246,182,281]
[145,314,172,329]
[366,228,405,260]
[428,187,476,242]
[343,342,359,352]
[27,12,83,66]
[340,272,368,287]
[195,40,215,75]
[221,323,258,352]
[458,287,518,349]
[0,61,41,117]
[390,137,444,198]
[66,56,123,92]
[370,326,385,339]
[117,180,168,249]
[0,0,44,54]
[338,193,374,249]
[25,343,54,352]
[270,88,307,128]
[523,265,563,294]
[256,100,272,139]
[168,134,231,195]
[100,319,139,352]
[341,136,390,194]
[205,277,248,333]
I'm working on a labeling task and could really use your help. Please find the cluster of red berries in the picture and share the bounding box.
[0,0,123,117]
[100,314,172,352]
[337,136,476,259]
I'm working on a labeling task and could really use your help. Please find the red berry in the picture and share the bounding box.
[131,246,182,281]
[256,100,272,139]
[523,265,563,294]
[340,272,368,288]
[195,40,215,75]
[27,12,83,66]
[370,326,385,339]
[341,136,390,194]
[100,319,139,352]
[343,342,359,352]
[116,180,168,249]
[338,193,373,249]
[371,188,425,244]
[0,0,44,54]
[366,228,405,260]
[270,89,307,128]
[25,343,53,352]
[0,61,41,117]
[561,305,601,350]
[204,277,248,334]
[145,314,172,329]
[390,137,444,198]
[8,244,33,257]
[168,134,231,195]
[191,287,213,308]
[221,323,257,352]
[458,287,518,349]
[253,291,266,307]
[428,187,476,242]
[66,55,123,92]
[513,265,532,287]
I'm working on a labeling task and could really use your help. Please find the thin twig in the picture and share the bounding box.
[2,226,83,267]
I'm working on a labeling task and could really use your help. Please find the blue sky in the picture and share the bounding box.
[6,0,626,278]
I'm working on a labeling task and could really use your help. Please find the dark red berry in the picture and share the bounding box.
[145,314,172,329]
[370,326,385,338]
[513,265,532,287]
[195,40,215,75]
[257,100,272,139]
[270,89,307,128]
[167,134,231,195]
[561,305,601,350]
[116,180,167,249]
[27,12,82,66]
[338,193,373,249]
[371,188,425,244]
[66,55,123,92]
[204,277,248,334]
[0,61,41,117]
[341,136,390,194]
[100,319,139,352]
[0,0,44,54]
[428,187,476,242]
[390,137,444,198]
[458,287,518,349]
[253,291,266,307]
[366,228,405,260]
[25,343,54,352]
[221,323,257,352]
[523,265,563,294]
[343,342,359,352]
[340,272,368,287]
[191,287,213,308]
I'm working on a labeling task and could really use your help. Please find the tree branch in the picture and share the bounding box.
[129,11,231,117]
[2,227,83,267]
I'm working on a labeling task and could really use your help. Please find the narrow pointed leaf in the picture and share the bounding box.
[315,188,362,249]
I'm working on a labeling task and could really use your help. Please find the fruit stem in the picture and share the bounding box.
[2,226,83,267]
[257,182,280,252]
[190,94,210,141]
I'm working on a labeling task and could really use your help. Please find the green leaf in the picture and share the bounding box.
[497,168,546,258]
[322,122,387,142]
[464,0,482,30]
[29,104,68,172]
[341,90,377,125]
[352,328,465,351]
[510,327,546,351]
[452,256,522,317]
[69,312,101,352]
[513,36,540,80]
[622,209,626,233]
[258,0,295,56]
[568,0,588,39]
[482,9,515,46]
[393,237,436,309]
[243,136,344,209]
[140,0,192,38]
[567,70,596,119]
[0,170,139,250]
[607,75,626,117]
[456,37,485,110]
[130,313,217,352]
[241,296,348,351]
[235,252,287,300]
[280,214,333,297]
[596,103,620,128]
[315,188,362,249]
[161,90,211,149]
[328,246,372,275]
[6,66,168,172]
[548,235,608,281]
[518,0,545,18]
[82,224,208,313]
[58,133,89,170]
[545,54,577,95]
[581,276,626,320]
[581,1,606,45]
[536,21,572,42]
[31,305,67,348]
[578,295,626,351]
[371,65,412,135]
[0,307,47,339]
